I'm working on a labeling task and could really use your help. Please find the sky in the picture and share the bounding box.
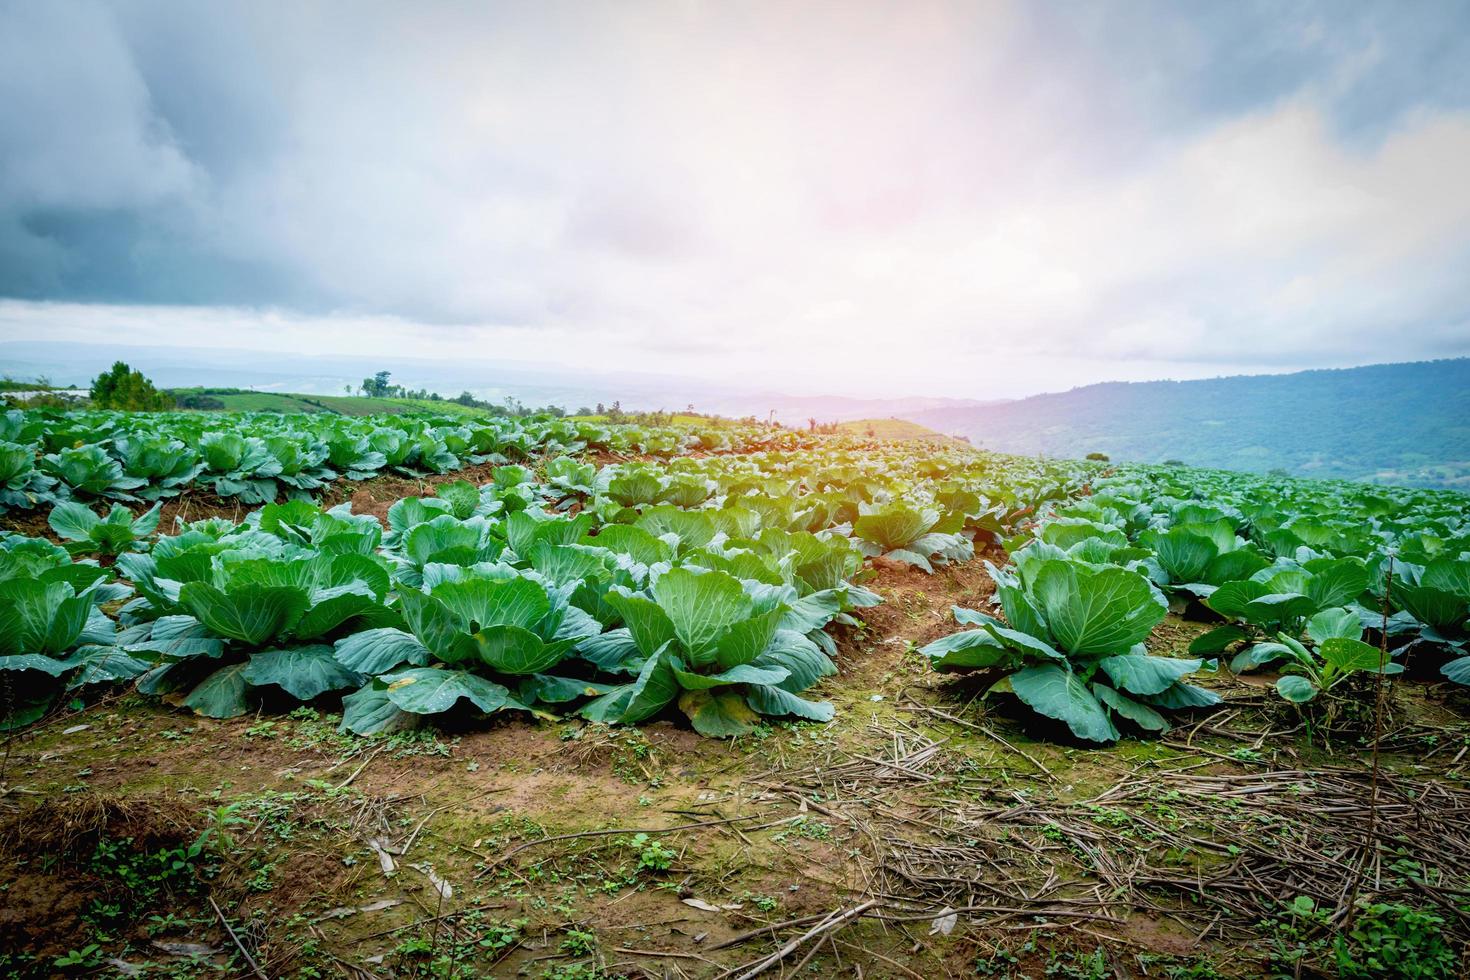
[2,0,1469,400]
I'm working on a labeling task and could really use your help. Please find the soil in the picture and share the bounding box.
[0,796,211,965]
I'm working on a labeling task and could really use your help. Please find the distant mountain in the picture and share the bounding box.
[0,340,996,424]
[904,359,1470,489]
[737,394,1007,424]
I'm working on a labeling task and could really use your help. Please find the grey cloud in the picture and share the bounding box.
[0,0,1468,390]
[1020,1,1470,144]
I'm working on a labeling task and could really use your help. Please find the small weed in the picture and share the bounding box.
[743,892,779,913]
[1334,901,1456,979]
[542,966,625,980]
[1262,895,1333,973]
[389,912,526,978]
[1136,953,1225,979]
[247,860,276,892]
[772,816,833,844]
[974,941,1026,976]
[245,719,278,740]
[1044,946,1109,979]
[625,832,674,873]
[53,945,104,970]
[1083,805,1131,828]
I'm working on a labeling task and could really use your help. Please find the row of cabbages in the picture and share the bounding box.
[0,408,793,511]
[2,446,1084,737]
[922,462,1470,742]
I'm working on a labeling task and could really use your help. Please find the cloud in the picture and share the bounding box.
[0,0,1468,397]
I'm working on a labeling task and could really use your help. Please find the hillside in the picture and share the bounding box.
[168,388,494,417]
[2,341,999,424]
[905,358,1470,488]
[834,418,972,447]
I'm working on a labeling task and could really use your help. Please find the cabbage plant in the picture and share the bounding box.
[200,432,286,503]
[332,568,604,734]
[593,464,668,521]
[1203,557,1372,635]
[678,529,880,656]
[1,532,119,597]
[262,436,336,495]
[579,567,838,736]
[852,501,972,573]
[1391,557,1470,684]
[1229,607,1403,703]
[129,552,397,718]
[385,514,508,586]
[0,440,57,513]
[922,558,1217,743]
[252,500,384,556]
[41,445,147,500]
[323,432,388,481]
[372,424,459,476]
[114,435,204,500]
[544,457,598,498]
[49,501,162,557]
[0,563,143,730]
[572,522,675,589]
[1139,525,1271,598]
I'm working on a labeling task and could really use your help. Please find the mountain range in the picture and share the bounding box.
[901,358,1470,489]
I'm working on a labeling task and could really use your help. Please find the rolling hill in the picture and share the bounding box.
[834,418,972,448]
[904,358,1470,489]
[2,341,997,424]
[166,388,494,417]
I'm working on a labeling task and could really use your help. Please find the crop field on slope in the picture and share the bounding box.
[168,389,506,417]
[833,418,972,448]
[2,407,1470,979]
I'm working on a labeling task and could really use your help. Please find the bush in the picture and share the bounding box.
[90,362,173,411]
[173,393,226,410]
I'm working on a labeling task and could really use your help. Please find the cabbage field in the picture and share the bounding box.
[2,406,1468,979]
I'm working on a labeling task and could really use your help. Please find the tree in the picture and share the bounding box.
[361,371,392,397]
[90,362,172,411]
[1085,452,1110,462]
